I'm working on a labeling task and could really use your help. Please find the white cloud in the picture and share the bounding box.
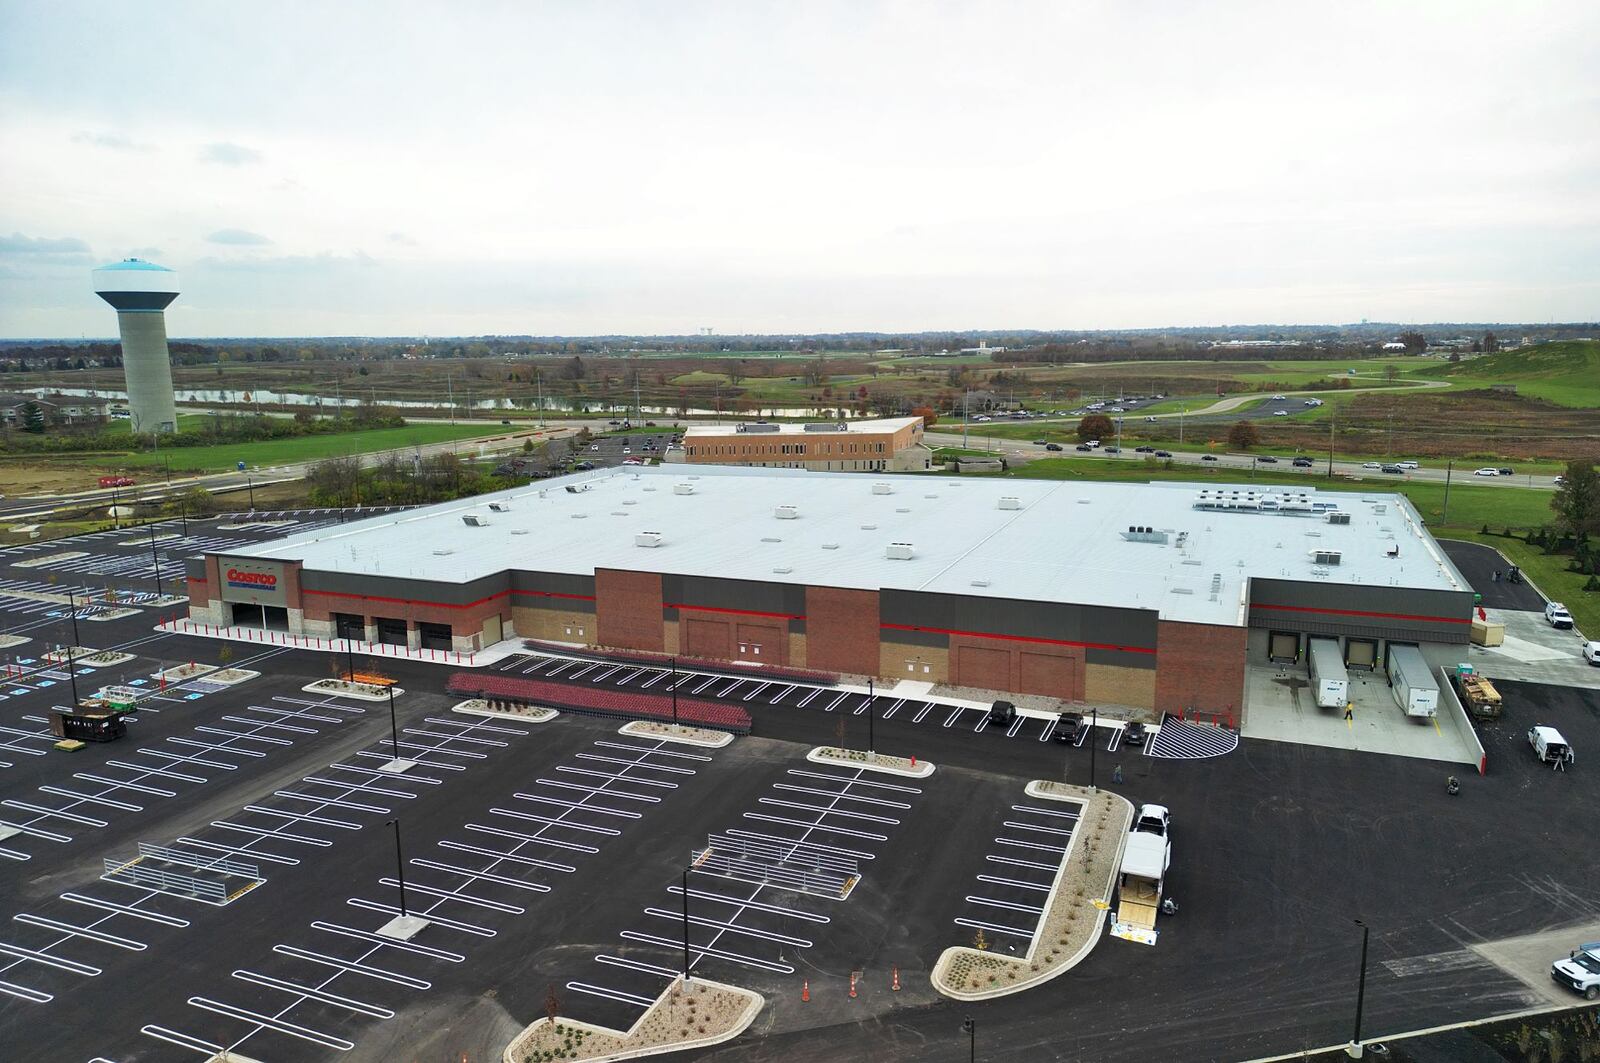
[205,228,272,246]
[199,141,262,166]
[0,232,90,254]
[71,131,153,152]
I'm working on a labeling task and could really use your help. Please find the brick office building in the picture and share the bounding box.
[669,416,934,472]
[188,467,1473,721]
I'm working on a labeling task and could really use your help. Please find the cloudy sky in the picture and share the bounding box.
[2,1,1597,338]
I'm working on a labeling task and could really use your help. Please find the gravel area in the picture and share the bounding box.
[808,746,935,778]
[503,976,761,1062]
[620,720,733,748]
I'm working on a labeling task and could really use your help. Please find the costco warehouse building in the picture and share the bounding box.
[187,466,1474,721]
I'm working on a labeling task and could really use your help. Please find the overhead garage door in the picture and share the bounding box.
[1268,631,1300,663]
[685,618,733,661]
[955,645,1010,691]
[1345,638,1377,670]
[1019,651,1075,700]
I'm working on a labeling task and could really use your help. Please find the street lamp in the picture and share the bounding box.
[386,818,409,917]
[1089,705,1098,791]
[66,587,82,651]
[867,676,875,756]
[681,865,693,982]
[386,684,405,771]
[671,657,679,729]
[962,1017,975,1063]
[149,526,163,598]
[246,475,255,512]
[1346,919,1370,1058]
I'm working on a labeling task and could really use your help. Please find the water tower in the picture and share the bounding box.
[91,258,180,433]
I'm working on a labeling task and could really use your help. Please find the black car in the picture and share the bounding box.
[988,700,1016,727]
[1381,463,1403,474]
[1103,446,1120,454]
[1134,445,1154,453]
[1034,439,1049,446]
[1122,721,1147,747]
[1053,712,1084,743]
[1258,456,1278,463]
[1201,454,1218,462]
[1292,457,1314,467]
[608,419,621,425]
[572,461,596,470]
[1498,467,1514,476]
[1155,450,1172,458]
[1076,444,1093,452]
[1045,443,1063,451]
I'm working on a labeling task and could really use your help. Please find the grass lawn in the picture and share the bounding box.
[965,457,1557,532]
[1443,531,1600,635]
[1419,341,1600,408]
[117,422,512,473]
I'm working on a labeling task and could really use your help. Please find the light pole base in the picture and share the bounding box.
[378,758,418,775]
[1344,1042,1364,1059]
[377,914,430,940]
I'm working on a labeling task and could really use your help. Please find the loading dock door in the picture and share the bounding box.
[1267,631,1300,664]
[1345,639,1377,671]
[334,613,364,641]
[374,617,408,646]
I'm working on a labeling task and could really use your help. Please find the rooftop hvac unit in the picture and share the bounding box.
[804,422,847,432]
[1310,549,1342,566]
[886,542,915,560]
[1326,511,1352,525]
[635,531,663,548]
[488,502,510,512]
[1122,526,1170,544]
[461,515,488,527]
[998,496,1022,510]
[674,483,695,495]
[774,505,798,520]
[872,483,892,495]
[735,422,781,433]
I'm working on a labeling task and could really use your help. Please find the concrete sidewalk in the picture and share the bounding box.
[154,618,522,668]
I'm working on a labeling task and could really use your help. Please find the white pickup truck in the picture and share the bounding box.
[1551,942,1600,1000]
[1546,602,1574,629]
[1116,804,1172,929]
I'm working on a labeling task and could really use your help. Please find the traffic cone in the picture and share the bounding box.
[892,965,900,991]
[801,980,810,1003]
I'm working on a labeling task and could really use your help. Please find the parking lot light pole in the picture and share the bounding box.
[867,677,875,756]
[386,819,409,917]
[149,526,163,598]
[671,657,679,729]
[681,866,692,982]
[1346,919,1370,1058]
[67,588,82,651]
[1089,706,1097,791]
[387,685,401,766]
[962,1017,975,1062]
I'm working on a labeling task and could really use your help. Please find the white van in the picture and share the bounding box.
[1528,725,1574,768]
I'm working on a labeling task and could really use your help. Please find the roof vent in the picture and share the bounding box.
[674,483,695,495]
[872,482,892,495]
[970,578,990,587]
[432,549,453,556]
[924,494,939,499]
[886,542,915,560]
[860,523,877,531]
[772,565,793,574]
[761,536,782,543]
[896,507,911,513]
[998,496,1022,510]
[774,505,798,520]
[1122,526,1169,544]
[488,502,510,512]
[636,530,663,548]
[511,529,529,536]
[571,513,587,519]
[1327,511,1351,525]
[461,515,488,527]
[623,500,637,506]
[1311,549,1342,566]
[821,543,839,550]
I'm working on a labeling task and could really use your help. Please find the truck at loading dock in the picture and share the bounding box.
[1386,644,1439,717]
[1307,637,1349,710]
[1116,804,1171,930]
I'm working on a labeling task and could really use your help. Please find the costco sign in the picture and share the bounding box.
[219,558,289,607]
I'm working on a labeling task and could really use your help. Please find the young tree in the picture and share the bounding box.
[1398,330,1427,353]
[1551,461,1599,538]
[910,406,938,428]
[19,401,45,433]
[1077,413,1114,443]
[1227,420,1261,449]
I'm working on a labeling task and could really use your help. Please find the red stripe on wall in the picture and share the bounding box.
[512,589,598,602]
[665,602,804,621]
[1250,602,1469,624]
[880,622,1156,655]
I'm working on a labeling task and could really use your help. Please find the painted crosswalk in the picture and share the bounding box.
[1144,717,1238,760]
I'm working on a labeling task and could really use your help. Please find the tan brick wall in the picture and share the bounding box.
[806,587,880,676]
[788,631,807,668]
[1085,662,1156,709]
[513,605,595,644]
[663,618,680,655]
[881,641,948,682]
[1155,620,1248,717]
[595,568,664,652]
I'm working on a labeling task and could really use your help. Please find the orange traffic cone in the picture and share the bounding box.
[801,980,810,1003]
[892,965,900,991]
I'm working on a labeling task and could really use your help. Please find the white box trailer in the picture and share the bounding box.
[1386,644,1439,717]
[1307,637,1348,710]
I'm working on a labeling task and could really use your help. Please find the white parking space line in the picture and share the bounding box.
[302,776,415,800]
[380,877,528,914]
[594,740,712,762]
[771,783,911,809]
[13,913,146,950]
[977,875,1051,892]
[668,884,831,923]
[492,808,622,837]
[1002,820,1074,837]
[567,981,656,1008]
[824,692,850,712]
[757,798,899,825]
[796,688,822,708]
[3,800,106,827]
[743,682,770,702]
[466,823,599,855]
[589,665,622,684]
[943,706,965,728]
[232,969,395,1018]
[0,977,51,1002]
[36,787,142,812]
[108,758,207,783]
[637,670,667,689]
[964,895,1045,916]
[515,793,642,820]
[271,945,430,990]
[60,892,190,927]
[330,762,443,785]
[166,738,265,760]
[194,726,293,746]
[1011,804,1080,820]
[643,908,812,948]
[400,727,507,747]
[0,940,101,975]
[438,840,576,874]
[410,858,554,891]
[1005,716,1026,737]
[240,805,361,830]
[724,828,875,864]
[311,921,466,961]
[742,812,886,842]
[576,753,695,775]
[620,930,793,974]
[557,766,678,789]
[995,837,1067,855]
[786,768,923,794]
[274,791,389,814]
[954,917,1034,940]
[210,821,333,847]
[598,953,680,978]
[566,664,597,680]
[345,898,495,937]
[536,778,661,803]
[187,997,355,1052]
[176,836,302,867]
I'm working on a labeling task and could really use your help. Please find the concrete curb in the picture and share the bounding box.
[933,785,1133,1001]
[501,977,763,1063]
[807,746,935,778]
[302,679,403,702]
[451,699,558,724]
[620,721,734,748]
[205,668,259,686]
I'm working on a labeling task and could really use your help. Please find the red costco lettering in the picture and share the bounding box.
[226,568,278,588]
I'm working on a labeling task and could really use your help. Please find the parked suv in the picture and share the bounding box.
[987,700,1016,727]
[1546,602,1575,629]
[1551,942,1600,1000]
[1053,712,1084,743]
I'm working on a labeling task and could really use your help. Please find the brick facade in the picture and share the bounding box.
[595,568,665,652]
[805,587,881,676]
[947,634,1090,701]
[1154,620,1248,718]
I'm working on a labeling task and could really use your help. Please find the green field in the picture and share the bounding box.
[117,422,513,473]
[1419,340,1600,407]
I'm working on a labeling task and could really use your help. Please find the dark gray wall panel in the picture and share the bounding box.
[880,589,1157,651]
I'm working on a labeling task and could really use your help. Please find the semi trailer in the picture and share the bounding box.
[1386,644,1439,717]
[1307,637,1349,710]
